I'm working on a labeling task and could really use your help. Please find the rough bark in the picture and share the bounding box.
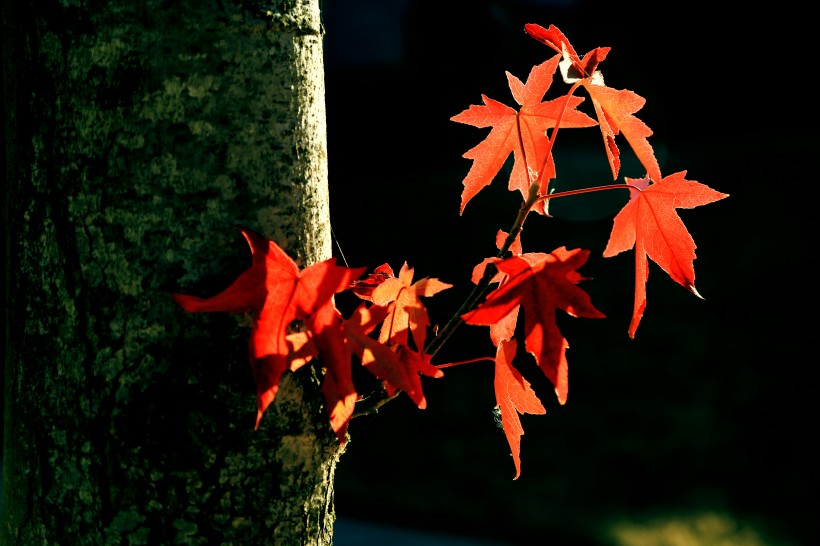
[2,0,341,544]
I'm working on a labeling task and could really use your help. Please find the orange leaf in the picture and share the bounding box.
[494,339,546,480]
[343,304,442,410]
[451,57,597,215]
[603,172,729,338]
[370,262,451,353]
[584,85,661,184]
[462,248,605,404]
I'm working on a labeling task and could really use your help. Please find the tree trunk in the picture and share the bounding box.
[2,0,341,544]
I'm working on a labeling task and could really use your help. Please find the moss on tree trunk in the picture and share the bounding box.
[2,0,340,544]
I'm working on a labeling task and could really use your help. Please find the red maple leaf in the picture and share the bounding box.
[524,23,662,185]
[462,248,605,405]
[493,339,546,480]
[451,57,597,215]
[603,172,729,338]
[342,303,443,410]
[172,227,366,442]
[470,254,513,347]
[348,263,394,301]
[369,262,452,353]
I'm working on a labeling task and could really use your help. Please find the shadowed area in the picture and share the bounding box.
[323,1,816,545]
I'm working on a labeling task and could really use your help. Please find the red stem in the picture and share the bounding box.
[538,182,643,204]
[435,356,496,369]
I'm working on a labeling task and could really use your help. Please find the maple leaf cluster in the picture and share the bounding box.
[173,228,450,444]
[172,23,728,479]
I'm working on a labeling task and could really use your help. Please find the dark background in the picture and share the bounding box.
[323,1,817,545]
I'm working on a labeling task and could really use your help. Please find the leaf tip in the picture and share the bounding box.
[688,283,704,300]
